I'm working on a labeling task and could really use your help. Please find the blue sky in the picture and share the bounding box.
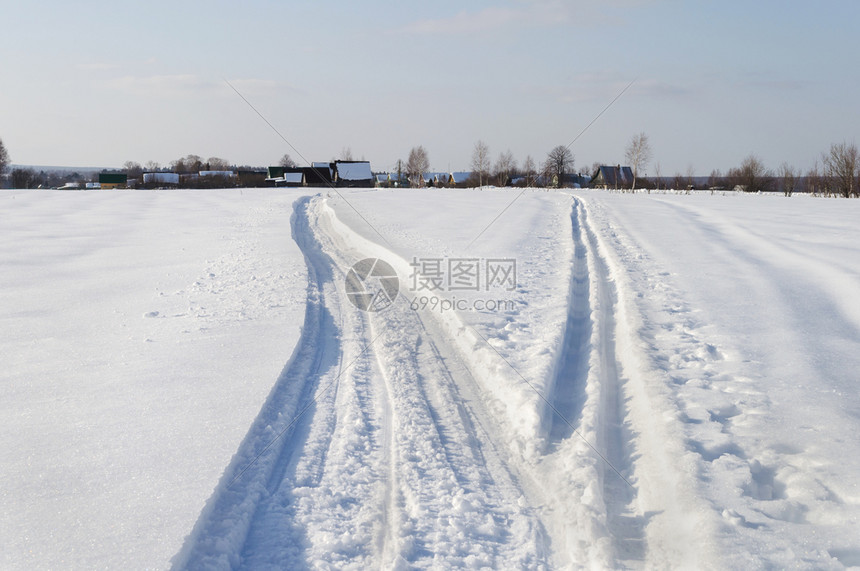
[3,0,859,175]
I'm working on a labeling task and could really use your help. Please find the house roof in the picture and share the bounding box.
[312,162,333,178]
[199,170,236,177]
[99,172,127,184]
[592,165,634,187]
[450,171,472,184]
[334,161,373,181]
[143,172,180,183]
[282,172,304,184]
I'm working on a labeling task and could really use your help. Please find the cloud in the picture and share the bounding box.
[402,0,658,35]
[224,78,301,97]
[77,62,121,72]
[403,6,526,35]
[102,74,216,97]
[552,73,690,105]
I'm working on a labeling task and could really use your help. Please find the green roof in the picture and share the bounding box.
[99,173,128,184]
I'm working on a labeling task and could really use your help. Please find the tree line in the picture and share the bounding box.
[1,135,858,197]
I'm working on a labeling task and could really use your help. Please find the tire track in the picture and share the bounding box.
[575,198,645,566]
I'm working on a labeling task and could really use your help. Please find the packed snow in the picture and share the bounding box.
[2,187,859,569]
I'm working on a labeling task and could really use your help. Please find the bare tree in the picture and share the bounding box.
[823,141,859,198]
[145,160,160,172]
[778,162,799,197]
[340,147,354,161]
[406,146,430,187]
[653,162,662,191]
[728,154,773,193]
[394,159,405,187]
[0,137,9,175]
[277,154,296,168]
[171,154,202,174]
[625,132,652,189]
[11,168,42,189]
[471,140,491,187]
[493,149,515,186]
[544,145,574,187]
[123,161,143,179]
[206,157,230,170]
[806,159,822,196]
[708,169,725,191]
[522,155,537,187]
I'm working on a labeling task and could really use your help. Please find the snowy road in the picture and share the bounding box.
[175,196,553,568]
[4,189,859,569]
[175,191,725,569]
[176,190,860,569]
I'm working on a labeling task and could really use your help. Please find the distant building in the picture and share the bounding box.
[590,165,634,189]
[143,172,180,186]
[266,166,328,187]
[199,170,237,178]
[449,172,473,188]
[98,172,127,189]
[375,173,391,187]
[237,169,267,187]
[333,161,373,187]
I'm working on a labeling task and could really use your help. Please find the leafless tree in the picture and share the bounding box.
[707,169,725,191]
[340,147,354,161]
[124,161,143,178]
[145,160,160,172]
[406,146,430,187]
[493,150,515,186]
[778,162,799,197]
[806,159,823,196]
[653,162,662,191]
[728,154,773,193]
[471,140,491,187]
[0,137,9,175]
[522,155,537,187]
[279,153,297,168]
[625,132,652,189]
[171,154,202,174]
[823,141,859,198]
[11,168,43,189]
[544,145,574,187]
[205,157,230,170]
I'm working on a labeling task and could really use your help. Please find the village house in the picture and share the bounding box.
[591,165,634,189]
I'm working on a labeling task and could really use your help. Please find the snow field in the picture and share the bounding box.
[579,191,860,568]
[1,189,311,570]
[6,187,860,569]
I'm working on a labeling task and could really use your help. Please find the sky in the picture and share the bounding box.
[3,0,859,175]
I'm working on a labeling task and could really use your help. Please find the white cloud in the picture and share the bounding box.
[402,0,658,35]
[403,6,525,35]
[102,74,215,97]
[77,62,121,72]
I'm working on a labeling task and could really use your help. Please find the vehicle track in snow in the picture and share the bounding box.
[174,195,550,569]
[573,198,646,566]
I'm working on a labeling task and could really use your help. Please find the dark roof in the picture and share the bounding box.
[591,165,634,187]
[99,172,128,184]
[302,165,332,186]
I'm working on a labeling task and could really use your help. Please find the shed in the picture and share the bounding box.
[99,172,127,189]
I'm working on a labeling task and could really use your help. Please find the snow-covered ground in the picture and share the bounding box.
[3,188,860,569]
[1,189,311,569]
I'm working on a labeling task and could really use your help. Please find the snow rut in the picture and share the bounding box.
[173,196,549,569]
[174,193,725,570]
